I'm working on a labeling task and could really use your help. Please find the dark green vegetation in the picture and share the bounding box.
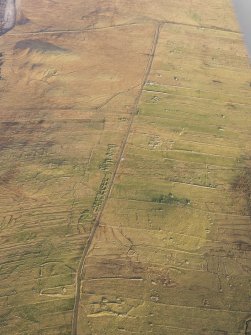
[152,193,190,205]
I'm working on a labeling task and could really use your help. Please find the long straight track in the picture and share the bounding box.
[71,21,163,335]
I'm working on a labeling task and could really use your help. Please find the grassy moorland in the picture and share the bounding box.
[0,1,250,335]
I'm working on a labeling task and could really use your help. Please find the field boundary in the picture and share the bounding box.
[71,21,163,335]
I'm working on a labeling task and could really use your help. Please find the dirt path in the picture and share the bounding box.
[71,21,163,335]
